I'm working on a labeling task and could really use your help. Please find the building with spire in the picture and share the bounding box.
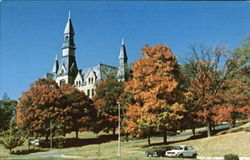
[45,12,129,98]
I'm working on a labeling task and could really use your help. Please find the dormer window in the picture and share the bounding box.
[61,69,64,74]
[65,35,69,40]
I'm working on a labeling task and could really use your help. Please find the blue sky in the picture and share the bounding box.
[0,1,250,100]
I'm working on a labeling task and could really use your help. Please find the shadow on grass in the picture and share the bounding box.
[39,134,118,148]
[11,148,49,155]
[142,123,248,148]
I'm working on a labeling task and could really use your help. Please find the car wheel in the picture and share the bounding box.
[179,154,183,158]
[193,153,197,158]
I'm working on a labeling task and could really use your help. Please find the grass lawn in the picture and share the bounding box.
[0,121,249,160]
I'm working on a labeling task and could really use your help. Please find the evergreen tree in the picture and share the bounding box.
[0,93,17,131]
[0,119,25,153]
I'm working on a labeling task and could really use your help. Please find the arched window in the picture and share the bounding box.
[60,79,66,86]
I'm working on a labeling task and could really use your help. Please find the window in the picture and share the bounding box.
[87,89,90,97]
[61,69,64,74]
[92,89,95,97]
[60,79,66,86]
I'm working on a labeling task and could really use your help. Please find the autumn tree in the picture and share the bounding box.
[186,44,240,137]
[213,36,250,126]
[179,64,204,136]
[93,78,125,135]
[124,45,185,145]
[17,79,66,141]
[60,84,96,139]
[0,93,17,131]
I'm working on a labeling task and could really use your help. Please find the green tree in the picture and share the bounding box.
[60,84,96,139]
[0,119,25,153]
[179,63,203,136]
[233,35,250,66]
[94,78,125,135]
[0,93,17,131]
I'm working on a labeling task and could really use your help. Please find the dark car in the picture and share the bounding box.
[145,146,173,157]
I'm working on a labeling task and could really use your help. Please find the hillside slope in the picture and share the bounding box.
[174,122,250,157]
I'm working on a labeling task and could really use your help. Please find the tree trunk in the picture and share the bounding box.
[232,119,236,127]
[163,131,167,144]
[192,127,196,136]
[207,121,211,137]
[230,123,233,130]
[112,127,116,135]
[46,133,49,142]
[147,135,151,146]
[212,122,215,131]
[75,129,79,139]
[125,133,129,142]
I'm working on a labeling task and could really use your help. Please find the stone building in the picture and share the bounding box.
[46,13,128,98]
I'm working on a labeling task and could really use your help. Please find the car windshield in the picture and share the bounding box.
[172,146,183,150]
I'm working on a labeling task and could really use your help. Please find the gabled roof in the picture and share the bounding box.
[79,63,118,82]
[75,70,84,81]
[84,68,97,80]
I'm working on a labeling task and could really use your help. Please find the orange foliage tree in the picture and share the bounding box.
[17,79,96,140]
[124,45,185,145]
[17,79,65,141]
[186,44,243,137]
[212,67,250,126]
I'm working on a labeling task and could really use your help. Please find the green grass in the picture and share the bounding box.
[0,121,249,160]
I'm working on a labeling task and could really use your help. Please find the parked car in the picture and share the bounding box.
[165,145,197,158]
[145,146,173,157]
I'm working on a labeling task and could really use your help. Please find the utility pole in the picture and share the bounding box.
[117,102,121,157]
[50,121,52,150]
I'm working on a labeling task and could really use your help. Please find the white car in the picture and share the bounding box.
[165,145,197,158]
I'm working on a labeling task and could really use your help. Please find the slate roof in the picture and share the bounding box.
[80,63,118,82]
[64,17,75,35]
[45,73,55,79]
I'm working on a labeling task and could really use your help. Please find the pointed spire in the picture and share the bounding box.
[121,37,124,45]
[119,37,128,60]
[117,38,128,81]
[64,11,74,35]
[52,54,59,74]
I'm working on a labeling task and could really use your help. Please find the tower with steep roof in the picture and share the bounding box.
[46,12,129,98]
[56,11,78,85]
[52,55,59,74]
[117,38,128,81]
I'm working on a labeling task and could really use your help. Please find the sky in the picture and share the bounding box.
[0,1,250,100]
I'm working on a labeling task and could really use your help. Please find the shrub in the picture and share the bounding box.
[224,154,239,160]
